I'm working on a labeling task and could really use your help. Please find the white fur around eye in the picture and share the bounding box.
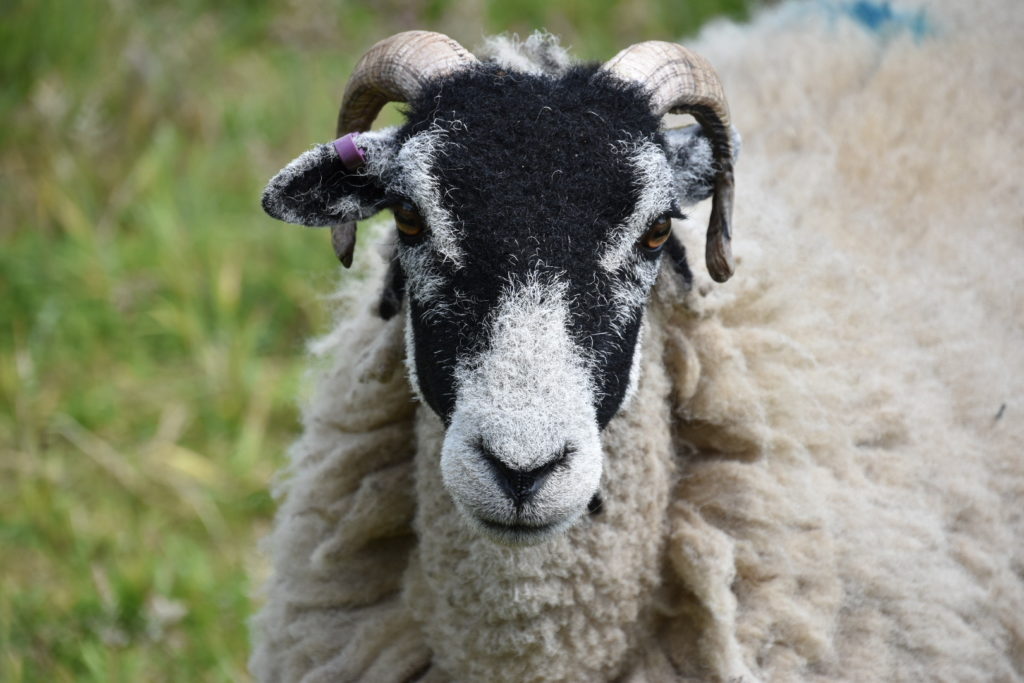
[388,128,465,266]
[598,140,676,275]
[593,140,674,335]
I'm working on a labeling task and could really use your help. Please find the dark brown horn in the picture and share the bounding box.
[330,31,477,266]
[602,42,736,283]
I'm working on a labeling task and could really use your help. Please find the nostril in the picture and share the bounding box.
[477,440,573,507]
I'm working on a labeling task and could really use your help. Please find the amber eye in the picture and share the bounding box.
[641,214,673,251]
[393,200,424,238]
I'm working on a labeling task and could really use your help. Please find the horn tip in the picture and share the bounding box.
[332,222,357,268]
[706,237,735,283]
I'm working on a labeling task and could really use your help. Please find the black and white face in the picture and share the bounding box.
[262,64,724,545]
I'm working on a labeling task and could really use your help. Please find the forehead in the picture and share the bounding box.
[399,64,663,263]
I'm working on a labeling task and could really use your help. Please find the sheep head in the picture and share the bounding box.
[262,32,736,545]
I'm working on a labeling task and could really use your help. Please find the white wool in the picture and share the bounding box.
[476,31,574,76]
[251,1,1024,680]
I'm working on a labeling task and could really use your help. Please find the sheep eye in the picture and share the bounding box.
[640,214,672,252]
[393,200,424,239]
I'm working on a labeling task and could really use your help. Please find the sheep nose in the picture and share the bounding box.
[479,443,571,507]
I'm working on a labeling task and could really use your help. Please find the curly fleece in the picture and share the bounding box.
[250,2,1024,680]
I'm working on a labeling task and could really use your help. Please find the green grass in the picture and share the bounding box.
[0,0,751,679]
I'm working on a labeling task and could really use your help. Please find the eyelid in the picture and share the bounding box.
[395,201,419,218]
[385,194,416,210]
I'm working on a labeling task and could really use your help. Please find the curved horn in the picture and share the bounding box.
[602,42,736,283]
[336,30,477,136]
[330,31,476,266]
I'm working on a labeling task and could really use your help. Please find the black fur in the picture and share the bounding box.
[664,233,694,288]
[377,254,405,320]
[261,60,726,429]
[261,145,390,227]
[397,64,665,426]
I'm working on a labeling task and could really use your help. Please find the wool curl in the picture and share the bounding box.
[250,0,1024,680]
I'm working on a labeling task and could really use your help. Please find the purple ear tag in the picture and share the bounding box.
[329,133,365,268]
[333,132,366,170]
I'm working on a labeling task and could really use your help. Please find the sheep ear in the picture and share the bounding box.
[664,124,741,206]
[261,144,387,227]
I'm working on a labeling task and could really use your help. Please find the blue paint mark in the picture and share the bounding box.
[842,1,932,41]
[849,1,893,30]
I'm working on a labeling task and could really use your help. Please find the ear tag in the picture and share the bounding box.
[332,132,366,170]
[329,132,365,268]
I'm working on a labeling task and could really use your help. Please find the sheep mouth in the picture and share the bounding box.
[479,519,555,533]
[476,517,562,545]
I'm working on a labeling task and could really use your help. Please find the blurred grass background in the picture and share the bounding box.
[1,0,752,679]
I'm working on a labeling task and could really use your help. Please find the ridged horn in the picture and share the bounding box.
[336,30,478,136]
[602,42,736,283]
[329,31,476,266]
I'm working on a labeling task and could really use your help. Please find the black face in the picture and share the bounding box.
[392,64,670,428]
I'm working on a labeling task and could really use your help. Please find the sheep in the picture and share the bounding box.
[250,1,1024,681]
